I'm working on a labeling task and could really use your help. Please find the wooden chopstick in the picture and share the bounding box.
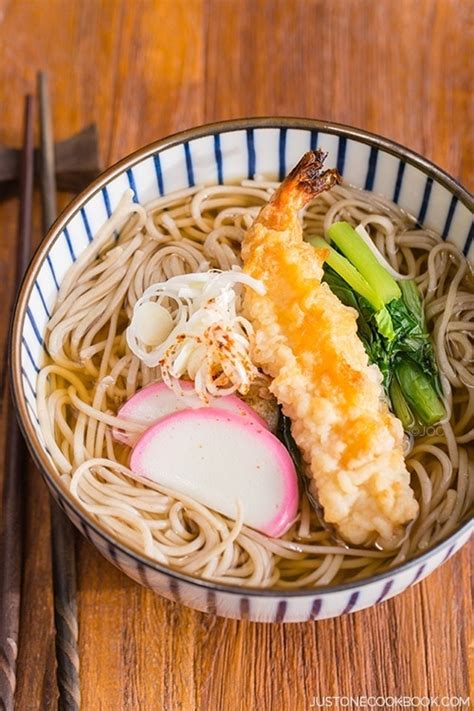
[0,94,35,710]
[37,71,81,711]
[38,73,57,230]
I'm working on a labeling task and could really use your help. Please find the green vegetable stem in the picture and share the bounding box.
[309,236,383,311]
[327,221,401,304]
[389,376,416,431]
[399,279,426,331]
[395,359,445,426]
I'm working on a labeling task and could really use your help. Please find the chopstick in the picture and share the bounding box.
[0,94,35,709]
[37,71,81,711]
[38,73,57,231]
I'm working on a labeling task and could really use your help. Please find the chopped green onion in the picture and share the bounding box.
[309,236,384,310]
[327,222,401,304]
[395,359,445,426]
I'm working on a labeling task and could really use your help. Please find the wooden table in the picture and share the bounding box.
[0,1,472,708]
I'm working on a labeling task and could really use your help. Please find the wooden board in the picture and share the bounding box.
[0,0,471,708]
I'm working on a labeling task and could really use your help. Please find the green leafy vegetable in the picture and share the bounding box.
[277,411,323,517]
[309,236,383,310]
[277,409,302,471]
[398,279,426,330]
[322,266,390,377]
[316,240,444,432]
[386,292,441,392]
[311,235,396,340]
[395,360,445,426]
[374,306,396,340]
[327,221,401,304]
[389,377,416,431]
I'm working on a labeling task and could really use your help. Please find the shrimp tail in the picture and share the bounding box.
[260,150,342,230]
[283,149,342,204]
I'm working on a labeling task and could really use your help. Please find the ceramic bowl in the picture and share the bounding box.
[11,118,473,622]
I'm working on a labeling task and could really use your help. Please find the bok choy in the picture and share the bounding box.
[327,221,401,304]
[309,222,445,431]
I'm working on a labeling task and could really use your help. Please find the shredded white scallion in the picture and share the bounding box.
[126,268,265,401]
[355,223,412,280]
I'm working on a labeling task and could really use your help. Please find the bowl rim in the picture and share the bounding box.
[10,116,474,599]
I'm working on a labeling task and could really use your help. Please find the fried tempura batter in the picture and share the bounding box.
[242,151,418,546]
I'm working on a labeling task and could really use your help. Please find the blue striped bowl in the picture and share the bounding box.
[11,119,473,622]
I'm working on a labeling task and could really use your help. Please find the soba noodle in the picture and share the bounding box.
[37,180,473,588]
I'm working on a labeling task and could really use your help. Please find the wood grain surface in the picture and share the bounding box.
[0,1,472,709]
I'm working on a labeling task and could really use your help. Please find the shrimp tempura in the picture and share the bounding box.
[242,151,418,547]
